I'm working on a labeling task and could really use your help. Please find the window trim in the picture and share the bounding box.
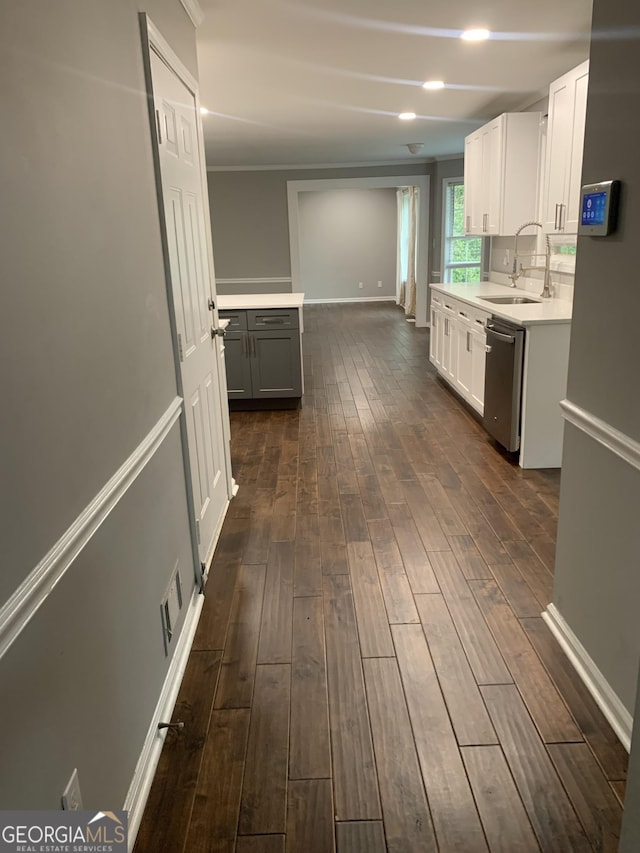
[440,176,485,283]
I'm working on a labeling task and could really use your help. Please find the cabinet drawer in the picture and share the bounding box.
[219,310,247,330]
[247,308,299,331]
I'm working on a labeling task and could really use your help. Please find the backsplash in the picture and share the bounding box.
[490,234,575,302]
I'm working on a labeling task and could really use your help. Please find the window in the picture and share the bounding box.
[442,179,482,283]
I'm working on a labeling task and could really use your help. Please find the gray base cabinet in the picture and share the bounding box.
[220,308,303,400]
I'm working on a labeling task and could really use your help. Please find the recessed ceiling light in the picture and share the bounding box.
[461,27,490,41]
[422,80,445,90]
[200,107,209,115]
[398,112,417,121]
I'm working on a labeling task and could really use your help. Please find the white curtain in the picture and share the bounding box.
[405,186,418,317]
[397,186,418,317]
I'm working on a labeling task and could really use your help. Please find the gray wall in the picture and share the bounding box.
[552,0,640,721]
[430,158,465,281]
[207,163,432,286]
[0,0,199,810]
[298,188,397,301]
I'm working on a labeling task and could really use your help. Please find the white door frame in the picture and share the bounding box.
[140,15,234,578]
[287,174,430,326]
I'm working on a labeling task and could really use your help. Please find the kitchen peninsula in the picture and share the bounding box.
[218,293,304,404]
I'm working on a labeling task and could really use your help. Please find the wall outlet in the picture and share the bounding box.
[161,563,183,655]
[377,280,382,288]
[62,768,83,811]
[358,282,363,289]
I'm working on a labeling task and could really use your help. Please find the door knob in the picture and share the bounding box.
[211,327,225,339]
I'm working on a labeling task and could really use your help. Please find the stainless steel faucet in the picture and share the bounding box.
[509,220,553,299]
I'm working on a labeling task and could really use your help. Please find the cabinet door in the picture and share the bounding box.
[224,331,253,399]
[250,329,302,398]
[429,305,440,367]
[564,65,589,232]
[470,328,487,414]
[542,74,573,233]
[456,323,473,399]
[464,133,483,234]
[485,117,504,235]
[442,314,458,381]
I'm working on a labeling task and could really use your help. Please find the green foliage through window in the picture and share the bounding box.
[443,180,482,283]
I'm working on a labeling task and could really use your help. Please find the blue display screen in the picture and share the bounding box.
[582,191,607,226]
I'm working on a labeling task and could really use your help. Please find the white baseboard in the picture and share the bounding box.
[543,603,633,751]
[304,296,396,304]
[124,588,204,850]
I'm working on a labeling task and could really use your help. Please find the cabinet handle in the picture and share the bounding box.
[467,331,471,352]
[242,333,249,356]
[444,318,449,336]
[260,317,285,325]
[483,213,487,232]
[466,215,470,232]
[459,310,467,317]
[554,203,560,230]
[559,203,566,231]
[251,335,257,356]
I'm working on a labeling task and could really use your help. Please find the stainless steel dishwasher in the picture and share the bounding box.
[483,317,525,452]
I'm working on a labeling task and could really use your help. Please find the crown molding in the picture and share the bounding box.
[206,158,432,173]
[180,0,204,28]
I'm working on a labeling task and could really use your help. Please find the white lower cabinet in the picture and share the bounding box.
[429,294,489,416]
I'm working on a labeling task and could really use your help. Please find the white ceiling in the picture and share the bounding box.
[196,0,592,168]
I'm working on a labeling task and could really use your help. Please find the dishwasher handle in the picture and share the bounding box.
[487,327,516,344]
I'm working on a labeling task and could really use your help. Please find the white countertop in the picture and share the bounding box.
[217,293,304,311]
[430,281,572,326]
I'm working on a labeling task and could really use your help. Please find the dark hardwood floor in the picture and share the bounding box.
[134,302,627,853]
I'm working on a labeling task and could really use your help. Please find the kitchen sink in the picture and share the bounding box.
[480,296,541,304]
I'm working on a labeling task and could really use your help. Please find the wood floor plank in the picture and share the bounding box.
[392,624,489,851]
[193,557,240,652]
[547,742,623,853]
[239,664,291,835]
[347,541,395,657]
[323,575,381,820]
[487,559,545,618]
[357,473,388,522]
[377,571,420,624]
[363,656,438,852]
[367,518,404,571]
[184,708,250,853]
[258,541,294,664]
[447,534,492,580]
[470,579,582,743]
[386,502,441,594]
[286,779,335,853]
[428,550,512,685]
[521,616,628,781]
[134,651,222,853]
[461,746,541,853]
[401,480,450,551]
[415,593,498,746]
[335,822,386,853]
[236,837,285,853]
[290,596,331,780]
[481,684,592,852]
[503,540,554,609]
[215,564,266,710]
[293,536,323,597]
[340,492,370,542]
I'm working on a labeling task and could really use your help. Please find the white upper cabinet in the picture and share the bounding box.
[542,60,589,234]
[464,112,541,236]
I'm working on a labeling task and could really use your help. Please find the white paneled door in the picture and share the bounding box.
[149,47,230,569]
